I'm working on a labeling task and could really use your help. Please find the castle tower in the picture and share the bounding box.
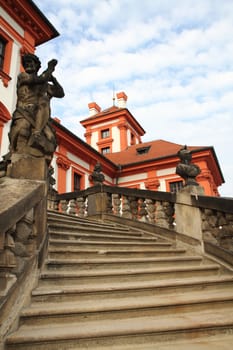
[80,92,145,154]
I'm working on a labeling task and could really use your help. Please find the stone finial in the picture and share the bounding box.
[89,162,105,185]
[176,145,201,186]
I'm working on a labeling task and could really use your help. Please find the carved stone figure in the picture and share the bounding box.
[89,162,105,185]
[8,53,64,164]
[176,145,201,186]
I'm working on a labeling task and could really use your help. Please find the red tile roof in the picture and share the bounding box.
[105,139,206,165]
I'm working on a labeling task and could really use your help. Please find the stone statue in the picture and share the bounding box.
[176,145,201,186]
[89,162,105,185]
[8,53,64,164]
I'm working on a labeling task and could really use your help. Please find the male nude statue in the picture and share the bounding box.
[9,53,64,159]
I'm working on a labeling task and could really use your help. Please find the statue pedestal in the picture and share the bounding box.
[7,154,48,181]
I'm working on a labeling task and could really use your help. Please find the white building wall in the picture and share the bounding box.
[127,129,131,147]
[112,126,120,152]
[159,179,166,191]
[66,167,72,192]
[1,40,21,157]
[91,131,99,151]
[118,173,147,184]
[140,182,146,189]
[104,173,113,184]
[1,122,11,156]
[67,152,90,170]
[85,173,90,188]
[93,119,119,129]
[157,167,176,176]
[0,10,24,158]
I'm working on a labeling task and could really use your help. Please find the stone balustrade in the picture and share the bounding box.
[54,184,176,229]
[191,194,233,264]
[53,184,233,264]
[0,177,47,340]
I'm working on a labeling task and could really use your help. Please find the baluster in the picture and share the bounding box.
[129,196,138,220]
[67,199,77,215]
[155,201,174,229]
[146,198,156,223]
[60,200,68,214]
[138,198,147,222]
[155,201,167,228]
[122,195,132,219]
[0,228,17,296]
[163,201,175,228]
[112,193,121,216]
[76,197,86,218]
[53,200,59,212]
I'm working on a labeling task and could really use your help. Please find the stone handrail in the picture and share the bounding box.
[0,177,47,340]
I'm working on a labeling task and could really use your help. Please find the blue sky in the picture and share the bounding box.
[34,0,233,196]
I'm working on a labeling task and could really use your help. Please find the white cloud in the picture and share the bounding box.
[34,0,233,197]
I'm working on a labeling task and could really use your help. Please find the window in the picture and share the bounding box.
[101,129,110,139]
[0,30,13,87]
[0,38,6,69]
[101,147,110,154]
[73,173,81,191]
[169,180,184,193]
[131,133,135,145]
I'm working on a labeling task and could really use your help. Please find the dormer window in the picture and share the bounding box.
[101,128,110,139]
[136,146,151,155]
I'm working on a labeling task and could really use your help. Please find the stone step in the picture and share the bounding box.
[45,255,205,271]
[38,264,220,287]
[137,334,233,350]
[48,239,172,250]
[49,230,159,242]
[48,247,186,259]
[48,211,126,230]
[48,223,150,237]
[31,275,233,303]
[6,305,233,350]
[5,212,233,350]
[19,289,233,327]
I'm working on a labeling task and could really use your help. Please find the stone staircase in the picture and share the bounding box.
[5,211,233,349]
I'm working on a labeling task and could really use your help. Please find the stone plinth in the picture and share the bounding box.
[88,192,108,216]
[7,154,48,181]
[175,185,205,251]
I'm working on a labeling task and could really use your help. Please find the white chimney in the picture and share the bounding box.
[88,102,101,116]
[117,91,128,108]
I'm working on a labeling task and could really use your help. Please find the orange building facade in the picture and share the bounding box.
[0,1,224,196]
[52,93,224,196]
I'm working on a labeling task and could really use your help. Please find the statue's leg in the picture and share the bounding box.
[10,118,31,153]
